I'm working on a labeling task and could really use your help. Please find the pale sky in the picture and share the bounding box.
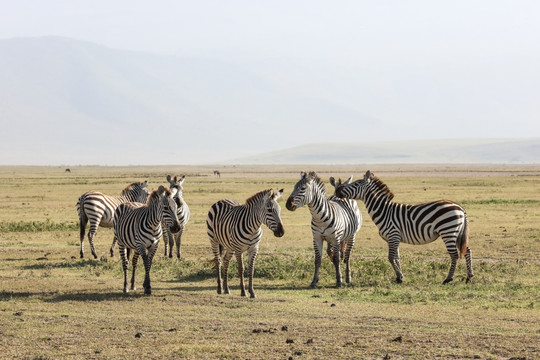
[1,1,539,164]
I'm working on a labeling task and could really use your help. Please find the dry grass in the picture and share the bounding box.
[0,165,539,359]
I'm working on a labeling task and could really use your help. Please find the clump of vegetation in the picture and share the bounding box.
[0,219,78,233]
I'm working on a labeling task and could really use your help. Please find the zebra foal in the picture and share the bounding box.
[286,172,362,288]
[113,186,181,294]
[336,170,474,284]
[162,175,190,259]
[207,189,285,298]
[77,181,149,259]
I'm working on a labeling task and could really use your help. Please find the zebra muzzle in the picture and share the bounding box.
[169,222,181,233]
[285,197,296,211]
[273,224,285,238]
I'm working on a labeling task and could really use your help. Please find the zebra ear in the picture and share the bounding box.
[329,177,336,187]
[157,185,166,195]
[142,180,148,188]
[166,175,172,183]
[179,175,186,185]
[364,171,371,181]
[274,189,284,200]
[300,171,306,179]
[344,176,353,184]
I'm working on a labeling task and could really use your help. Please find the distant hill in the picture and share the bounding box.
[228,138,540,164]
[0,37,384,165]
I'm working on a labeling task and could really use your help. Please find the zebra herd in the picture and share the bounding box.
[76,171,474,297]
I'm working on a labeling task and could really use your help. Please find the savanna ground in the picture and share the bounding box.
[0,164,539,360]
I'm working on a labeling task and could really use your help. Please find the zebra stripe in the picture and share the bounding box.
[336,170,474,284]
[113,186,181,295]
[162,175,190,259]
[207,189,285,298]
[76,181,149,259]
[286,171,362,288]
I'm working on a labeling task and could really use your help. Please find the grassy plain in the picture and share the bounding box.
[0,164,539,359]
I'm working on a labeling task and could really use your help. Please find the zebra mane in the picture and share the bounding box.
[245,189,271,205]
[121,181,144,195]
[147,186,172,204]
[307,172,327,197]
[369,174,395,201]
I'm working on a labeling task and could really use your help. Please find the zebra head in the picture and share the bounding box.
[264,189,285,237]
[329,175,353,197]
[335,170,373,200]
[122,180,150,202]
[158,185,181,233]
[286,171,320,211]
[166,174,186,207]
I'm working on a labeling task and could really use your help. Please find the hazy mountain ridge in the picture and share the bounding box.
[229,139,540,164]
[0,37,383,165]
[0,37,537,165]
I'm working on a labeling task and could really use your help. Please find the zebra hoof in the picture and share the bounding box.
[442,278,453,285]
[396,278,403,284]
[123,289,129,294]
[144,288,152,295]
[309,283,318,289]
[250,293,256,299]
[466,275,474,284]
[168,254,173,259]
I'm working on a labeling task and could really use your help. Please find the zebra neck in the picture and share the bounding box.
[245,201,265,230]
[306,186,331,223]
[121,191,141,202]
[363,191,394,223]
[145,201,163,228]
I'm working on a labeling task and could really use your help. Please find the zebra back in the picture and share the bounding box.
[76,181,149,228]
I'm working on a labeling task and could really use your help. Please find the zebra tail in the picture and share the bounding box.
[456,215,469,259]
[77,197,88,239]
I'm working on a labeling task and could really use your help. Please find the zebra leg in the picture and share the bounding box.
[332,241,343,288]
[221,250,234,295]
[143,242,159,294]
[236,252,246,297]
[130,251,139,291]
[119,245,130,293]
[247,247,259,298]
[343,237,355,284]
[465,247,474,283]
[162,226,171,257]
[311,237,324,288]
[210,240,223,294]
[388,239,403,283]
[87,222,100,259]
[175,227,184,259]
[110,237,117,257]
[443,239,459,285]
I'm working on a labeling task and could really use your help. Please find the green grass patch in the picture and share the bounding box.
[0,219,78,233]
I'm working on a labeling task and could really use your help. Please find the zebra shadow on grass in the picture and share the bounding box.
[0,290,147,302]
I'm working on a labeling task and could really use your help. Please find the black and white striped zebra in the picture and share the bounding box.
[207,189,285,298]
[76,181,149,259]
[336,170,474,284]
[162,175,190,259]
[113,186,181,295]
[286,172,362,288]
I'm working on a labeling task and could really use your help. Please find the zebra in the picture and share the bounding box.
[162,175,190,259]
[207,189,285,298]
[76,181,149,259]
[113,186,181,295]
[286,171,362,288]
[335,170,474,284]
